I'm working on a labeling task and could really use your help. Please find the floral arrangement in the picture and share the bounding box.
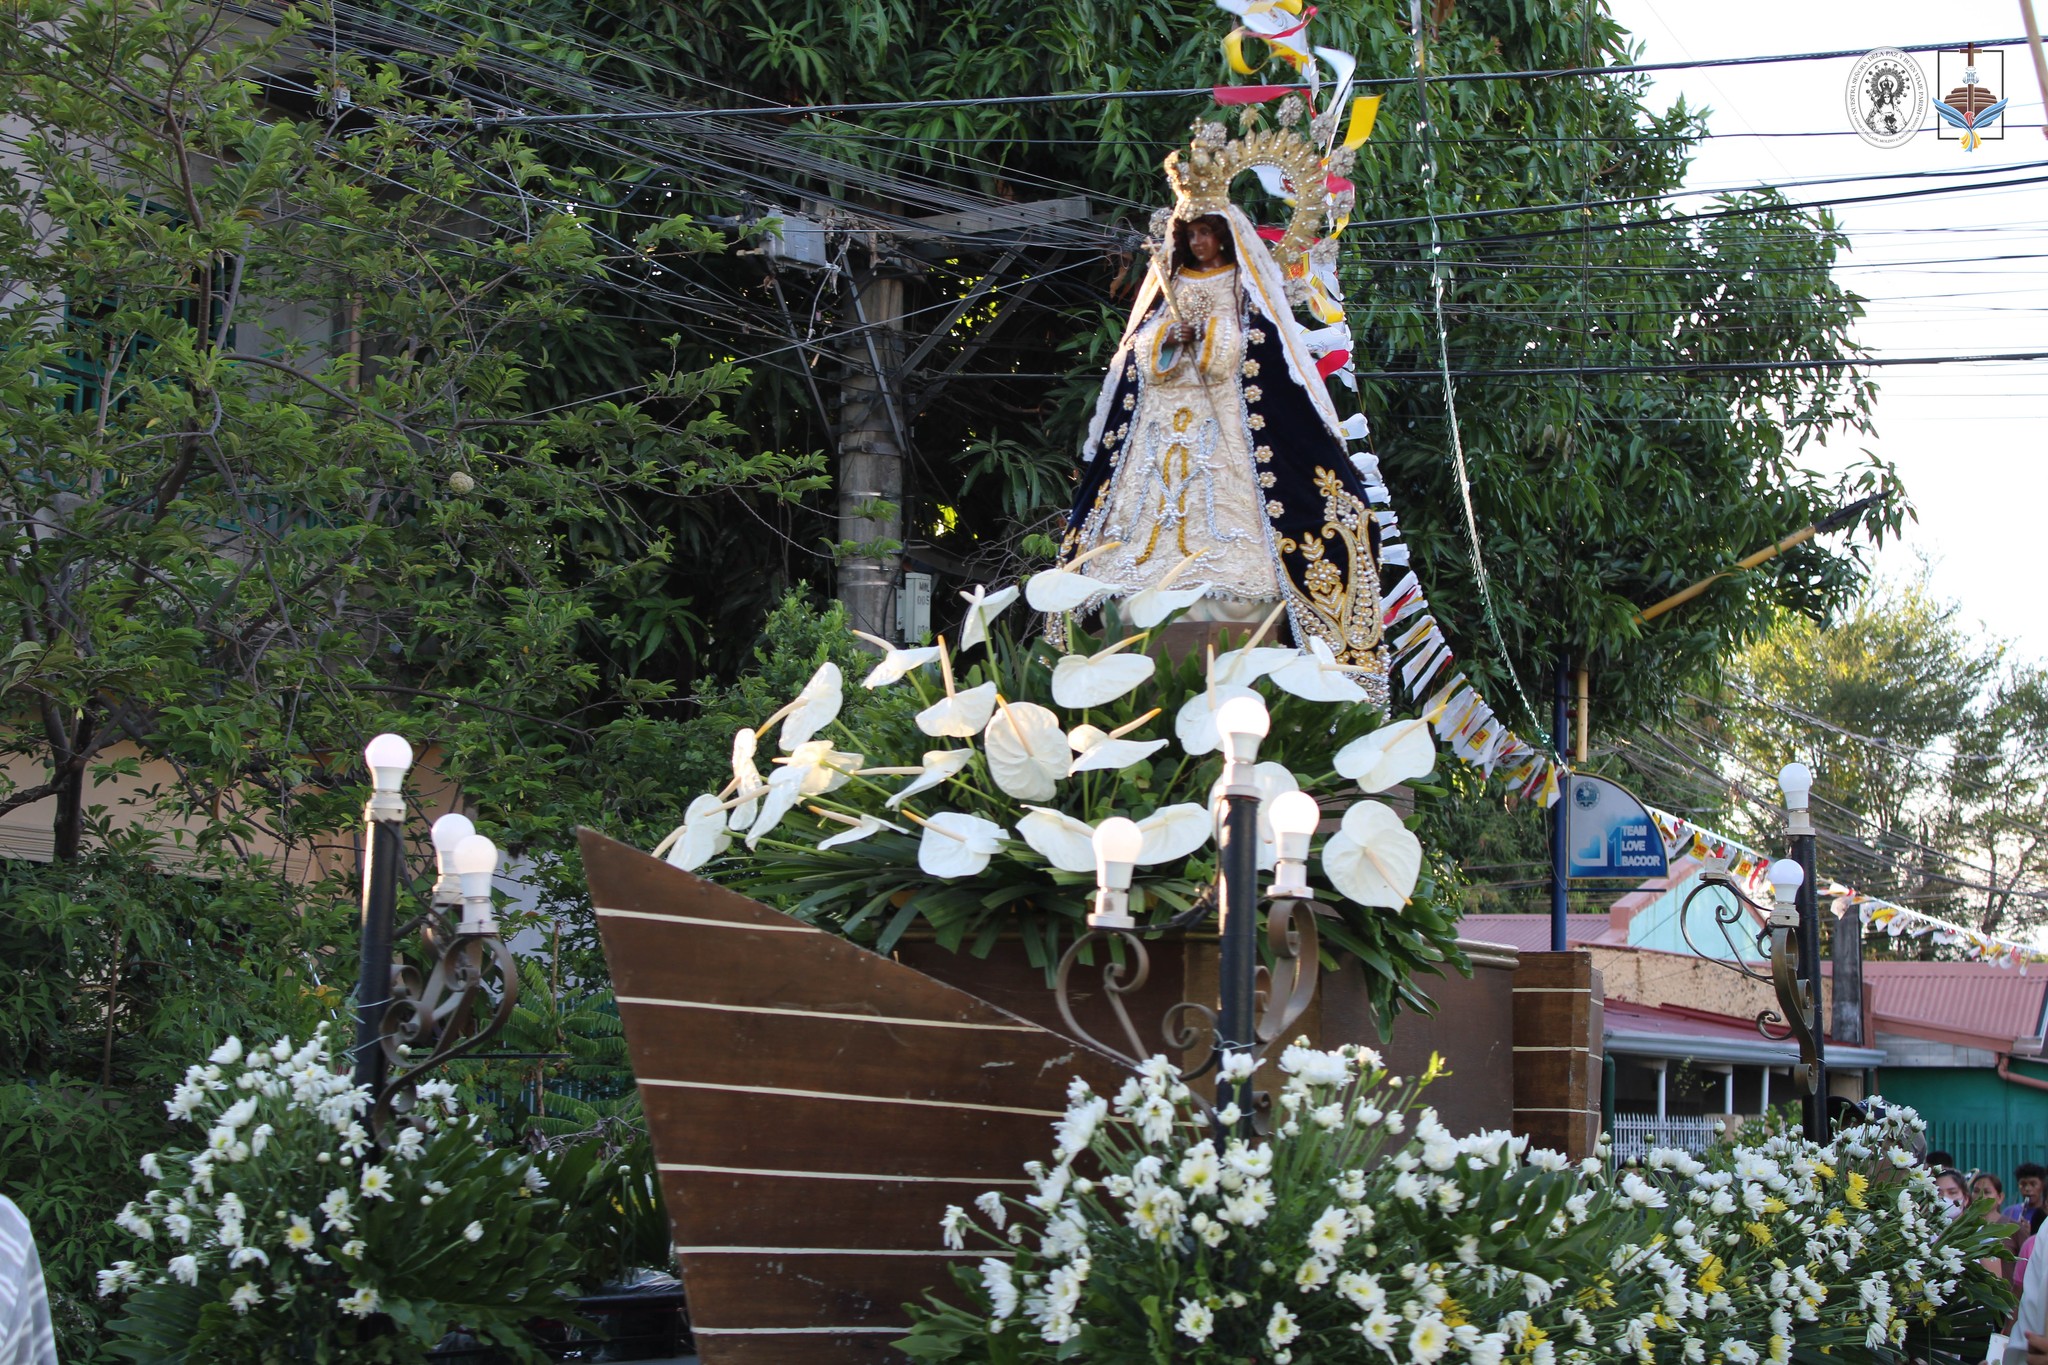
[97,1025,587,1364]
[657,573,1465,1017]
[899,1043,2011,1364]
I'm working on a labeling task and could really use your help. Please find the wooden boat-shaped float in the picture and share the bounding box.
[579,830,1127,1363]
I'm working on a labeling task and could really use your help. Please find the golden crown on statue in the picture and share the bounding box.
[1164,123,1330,268]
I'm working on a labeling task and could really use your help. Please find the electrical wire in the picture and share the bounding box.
[411,33,2038,127]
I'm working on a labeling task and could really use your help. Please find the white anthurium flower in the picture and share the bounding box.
[852,631,940,689]
[1122,552,1210,630]
[728,728,766,828]
[1050,635,1156,709]
[916,680,998,738]
[957,583,1020,651]
[916,811,1007,878]
[1175,683,1260,756]
[1268,636,1369,703]
[664,794,731,872]
[1070,734,1170,774]
[1135,803,1211,865]
[1206,761,1300,870]
[1023,540,1123,614]
[1015,807,1098,874]
[1066,710,1168,774]
[813,810,909,851]
[1211,644,1299,689]
[748,742,863,848]
[886,748,977,809]
[1334,719,1437,794]
[1320,800,1423,908]
[1126,580,1210,630]
[777,662,844,751]
[983,699,1070,802]
[1024,567,1105,613]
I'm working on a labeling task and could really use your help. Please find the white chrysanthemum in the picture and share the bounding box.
[1266,1300,1301,1348]
[1175,1297,1215,1341]
[319,1188,352,1232]
[1307,1206,1352,1256]
[358,1166,394,1201]
[1176,1142,1222,1198]
[228,1282,263,1315]
[1295,1257,1332,1291]
[981,1257,1018,1321]
[1407,1313,1451,1364]
[1338,1268,1386,1311]
[941,1205,969,1251]
[1054,1096,1108,1160]
[338,1285,381,1318]
[209,1036,244,1065]
[1278,1041,1350,1087]
[1357,1309,1399,1347]
[284,1217,315,1252]
[167,1254,199,1286]
[1226,1141,1274,1177]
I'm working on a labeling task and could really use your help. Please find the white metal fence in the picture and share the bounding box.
[1610,1112,1721,1163]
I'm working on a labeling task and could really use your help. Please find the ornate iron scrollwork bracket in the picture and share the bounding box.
[371,914,520,1141]
[1678,873,1820,1094]
[1053,898,1321,1124]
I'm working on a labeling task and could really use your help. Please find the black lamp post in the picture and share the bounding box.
[1053,694,1323,1137]
[349,732,521,1145]
[1779,761,1827,1142]
[352,733,413,1094]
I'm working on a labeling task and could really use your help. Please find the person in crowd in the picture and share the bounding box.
[1979,1173,2029,1277]
[1938,1168,1972,1219]
[1929,1149,1958,1169]
[0,1193,58,1365]
[2014,1163,2047,1231]
[2008,1223,2048,1364]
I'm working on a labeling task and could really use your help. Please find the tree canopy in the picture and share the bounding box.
[405,0,1906,745]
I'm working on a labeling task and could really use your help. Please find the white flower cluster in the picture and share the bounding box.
[659,576,1441,911]
[913,1044,1999,1365]
[99,1026,520,1329]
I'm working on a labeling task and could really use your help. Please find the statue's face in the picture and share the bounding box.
[1187,219,1225,267]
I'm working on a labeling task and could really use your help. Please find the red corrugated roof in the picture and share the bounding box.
[1828,960,2048,1047]
[1458,914,1612,953]
[1604,997,1865,1051]
[1603,997,1760,1041]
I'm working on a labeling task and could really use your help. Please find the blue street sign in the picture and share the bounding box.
[1564,774,1669,880]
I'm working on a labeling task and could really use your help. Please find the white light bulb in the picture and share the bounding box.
[452,833,498,877]
[1092,817,1143,885]
[430,813,476,905]
[1089,816,1144,929]
[1766,857,1805,908]
[1215,694,1270,768]
[431,812,475,860]
[363,733,414,793]
[1777,761,1813,812]
[1267,789,1319,841]
[1267,790,1319,899]
[452,834,499,934]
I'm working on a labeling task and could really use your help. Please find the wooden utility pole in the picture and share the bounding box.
[837,265,909,642]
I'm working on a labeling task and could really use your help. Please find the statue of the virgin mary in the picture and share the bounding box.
[1052,122,1387,703]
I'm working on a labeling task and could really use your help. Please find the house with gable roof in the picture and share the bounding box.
[1463,857,2048,1170]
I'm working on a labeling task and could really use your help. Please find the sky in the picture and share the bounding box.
[1605,1,2046,662]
